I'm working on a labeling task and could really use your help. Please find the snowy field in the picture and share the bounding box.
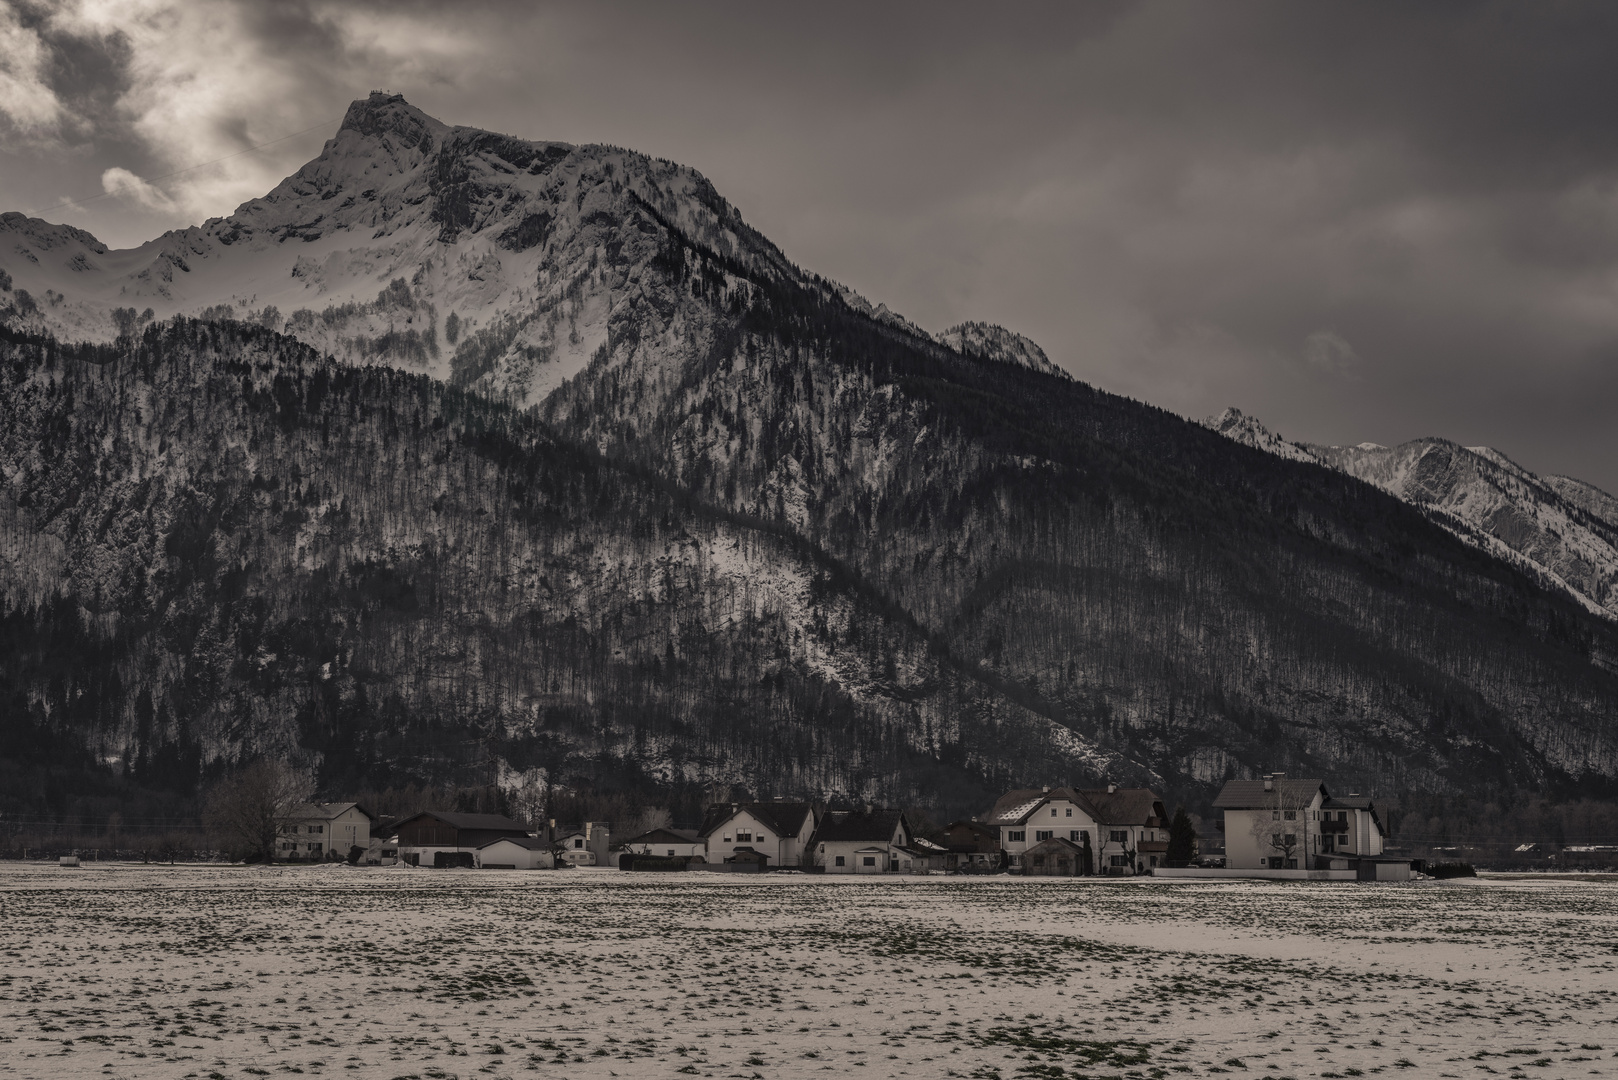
[1,866,1615,1080]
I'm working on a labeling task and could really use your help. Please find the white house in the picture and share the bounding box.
[1213,775,1405,879]
[984,787,1102,869]
[557,822,611,866]
[1084,787,1172,875]
[809,808,925,874]
[618,827,705,859]
[476,836,555,869]
[983,786,1168,874]
[277,803,375,862]
[698,801,817,867]
[1213,774,1330,870]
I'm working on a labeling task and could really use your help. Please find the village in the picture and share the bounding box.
[270,773,1415,882]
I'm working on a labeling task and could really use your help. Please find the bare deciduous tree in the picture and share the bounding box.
[204,760,312,863]
[1248,782,1314,868]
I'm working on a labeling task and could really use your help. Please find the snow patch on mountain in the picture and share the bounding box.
[1202,407,1323,464]
[935,321,1069,378]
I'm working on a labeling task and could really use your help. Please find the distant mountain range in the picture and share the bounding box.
[1206,408,1618,622]
[3,93,1616,820]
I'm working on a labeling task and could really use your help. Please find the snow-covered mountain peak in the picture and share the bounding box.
[935,321,1069,378]
[1201,407,1322,464]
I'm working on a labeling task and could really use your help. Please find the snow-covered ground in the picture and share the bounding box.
[2,865,1614,1079]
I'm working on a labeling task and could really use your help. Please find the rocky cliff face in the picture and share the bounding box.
[3,95,1618,819]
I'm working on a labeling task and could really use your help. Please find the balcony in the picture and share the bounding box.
[1321,819,1349,834]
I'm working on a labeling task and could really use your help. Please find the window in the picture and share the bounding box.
[1050,808,1058,817]
[1035,830,1053,841]
[1149,856,1158,867]
[1109,854,1128,867]
[573,838,584,849]
[311,825,324,833]
[1283,834,1296,846]
[1109,830,1127,843]
[737,832,752,843]
[666,849,675,857]
[1065,808,1073,817]
[722,836,732,843]
[1272,811,1280,820]
[863,856,876,867]
[1283,810,1296,821]
[835,856,845,867]
[1008,831,1026,842]
[1069,830,1085,842]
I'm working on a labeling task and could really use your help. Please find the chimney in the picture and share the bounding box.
[1042,785,1050,793]
[1107,783,1116,794]
[863,803,873,816]
[1263,774,1273,791]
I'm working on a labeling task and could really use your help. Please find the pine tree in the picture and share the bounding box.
[1166,806,1196,868]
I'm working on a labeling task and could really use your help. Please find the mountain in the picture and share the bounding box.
[4,94,1618,825]
[1204,409,1618,622]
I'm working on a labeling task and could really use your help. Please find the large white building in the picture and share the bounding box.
[983,785,1170,875]
[698,801,817,867]
[277,803,375,862]
[1213,774,1389,872]
[809,808,925,874]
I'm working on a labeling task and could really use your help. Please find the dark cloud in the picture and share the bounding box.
[4,1,1618,490]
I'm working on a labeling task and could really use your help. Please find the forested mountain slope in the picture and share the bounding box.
[2,94,1617,823]
[0,320,1104,818]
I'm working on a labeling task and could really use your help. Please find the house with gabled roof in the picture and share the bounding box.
[932,820,1003,873]
[698,800,816,867]
[1211,774,1404,879]
[1213,774,1328,870]
[984,786,1102,870]
[390,811,531,868]
[277,802,375,862]
[983,784,1169,875]
[809,808,927,874]
[1083,787,1170,875]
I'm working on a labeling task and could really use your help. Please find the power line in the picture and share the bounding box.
[22,116,344,219]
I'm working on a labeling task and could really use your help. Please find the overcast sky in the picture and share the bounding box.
[4,1,1618,490]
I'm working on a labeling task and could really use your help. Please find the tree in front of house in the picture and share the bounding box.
[1166,807,1196,867]
[204,760,312,863]
[1247,785,1312,868]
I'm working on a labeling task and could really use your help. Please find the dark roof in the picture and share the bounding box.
[984,787,1101,825]
[476,835,549,851]
[287,802,376,822]
[620,827,701,846]
[1212,779,1327,809]
[932,820,1001,853]
[697,801,815,839]
[725,846,771,862]
[809,809,909,845]
[1322,795,1375,810]
[1080,788,1167,826]
[393,810,531,834]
